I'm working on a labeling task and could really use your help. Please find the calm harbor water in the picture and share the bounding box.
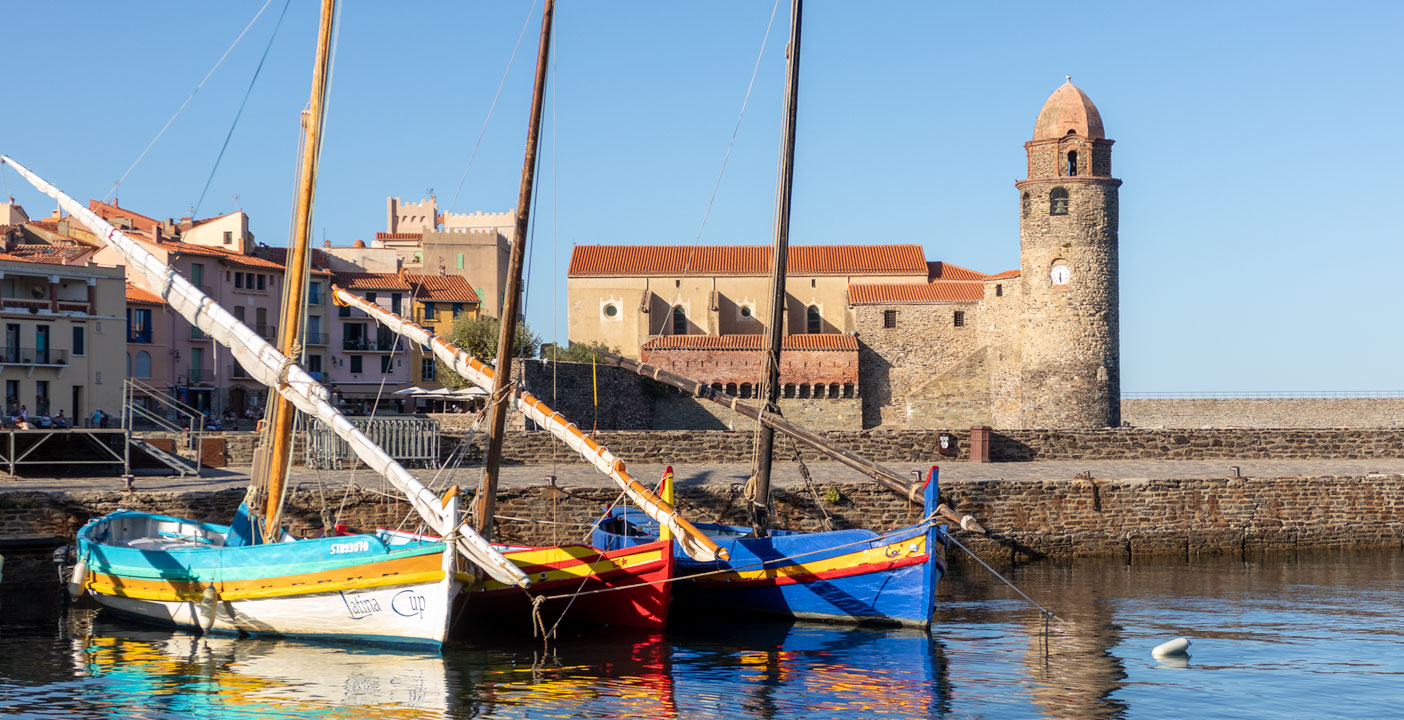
[1,550,1401,719]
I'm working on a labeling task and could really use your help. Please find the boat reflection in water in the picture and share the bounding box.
[82,621,450,719]
[75,617,948,719]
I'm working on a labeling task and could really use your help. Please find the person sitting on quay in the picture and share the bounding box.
[37,412,51,429]
[53,410,68,429]
[19,405,28,424]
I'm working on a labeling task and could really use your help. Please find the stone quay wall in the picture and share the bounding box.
[4,473,1402,567]
[1122,397,1404,429]
[150,426,1404,469]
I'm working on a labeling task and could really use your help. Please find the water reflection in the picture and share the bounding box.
[2,550,1401,719]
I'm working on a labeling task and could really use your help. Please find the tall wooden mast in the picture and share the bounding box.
[475,0,555,541]
[751,0,804,537]
[260,0,337,541]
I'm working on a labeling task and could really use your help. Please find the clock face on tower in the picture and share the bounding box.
[1050,264,1071,285]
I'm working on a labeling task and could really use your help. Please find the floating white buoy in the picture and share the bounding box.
[1152,637,1191,658]
[68,558,88,600]
[198,585,220,631]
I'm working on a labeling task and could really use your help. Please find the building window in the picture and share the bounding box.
[235,272,244,289]
[4,380,16,409]
[883,309,898,329]
[422,358,436,382]
[35,380,49,416]
[1067,150,1078,177]
[954,311,965,327]
[35,326,49,364]
[995,284,1003,297]
[72,326,85,356]
[424,303,437,321]
[256,274,265,291]
[381,356,393,374]
[391,293,402,316]
[308,282,322,304]
[672,306,687,336]
[224,231,233,245]
[366,292,377,305]
[307,354,322,374]
[350,355,363,374]
[1050,187,1069,216]
[603,303,618,318]
[191,263,204,287]
[134,351,152,378]
[455,253,464,270]
[1021,192,1030,218]
[339,303,351,318]
[807,305,821,334]
[452,303,463,318]
[127,307,152,343]
[740,305,752,318]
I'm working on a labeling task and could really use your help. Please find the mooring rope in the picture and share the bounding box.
[942,532,1062,624]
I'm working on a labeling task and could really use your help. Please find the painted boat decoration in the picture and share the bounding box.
[592,466,949,628]
[2,155,528,648]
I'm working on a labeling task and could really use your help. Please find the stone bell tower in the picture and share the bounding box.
[1015,77,1121,427]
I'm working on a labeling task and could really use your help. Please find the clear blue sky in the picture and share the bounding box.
[3,1,1401,393]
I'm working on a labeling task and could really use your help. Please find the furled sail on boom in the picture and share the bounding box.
[0,154,529,589]
[331,286,729,564]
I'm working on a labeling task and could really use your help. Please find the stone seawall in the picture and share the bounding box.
[5,474,1401,565]
[155,426,1404,469]
[1122,397,1404,429]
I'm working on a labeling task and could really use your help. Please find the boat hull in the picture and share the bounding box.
[592,468,947,628]
[77,511,459,648]
[460,540,674,632]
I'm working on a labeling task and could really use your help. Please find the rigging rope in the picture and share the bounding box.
[106,0,280,202]
[193,0,294,217]
[448,0,541,214]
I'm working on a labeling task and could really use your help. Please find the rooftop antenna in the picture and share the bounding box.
[233,193,241,210]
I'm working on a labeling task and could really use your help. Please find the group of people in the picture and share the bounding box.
[5,404,91,430]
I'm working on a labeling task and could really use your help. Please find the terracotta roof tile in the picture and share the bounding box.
[254,247,334,275]
[88,200,161,233]
[0,251,71,266]
[927,261,989,281]
[641,333,857,352]
[403,273,480,303]
[333,272,412,291]
[847,280,985,305]
[139,237,288,270]
[125,283,166,305]
[376,232,423,240]
[568,244,928,277]
[987,269,1021,279]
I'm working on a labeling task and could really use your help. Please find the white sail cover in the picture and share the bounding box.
[331,287,728,563]
[1,155,528,589]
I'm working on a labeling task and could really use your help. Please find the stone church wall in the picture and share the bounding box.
[854,302,986,428]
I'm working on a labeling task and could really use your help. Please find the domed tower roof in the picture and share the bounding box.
[1032,77,1105,141]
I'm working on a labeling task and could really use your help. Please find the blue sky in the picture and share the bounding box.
[2,1,1400,393]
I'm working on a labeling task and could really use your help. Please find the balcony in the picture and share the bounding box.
[128,330,153,344]
[254,324,278,341]
[178,368,212,385]
[228,363,249,379]
[0,347,68,366]
[56,301,92,314]
[1,297,49,313]
[342,337,402,353]
[304,332,329,346]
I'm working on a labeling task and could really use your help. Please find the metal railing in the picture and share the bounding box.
[1123,391,1404,399]
[303,332,329,346]
[122,378,205,477]
[180,368,212,384]
[254,323,277,340]
[0,347,68,365]
[305,416,440,469]
[342,337,402,352]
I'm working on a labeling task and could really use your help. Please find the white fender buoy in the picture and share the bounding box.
[1152,637,1191,658]
[198,585,220,631]
[68,558,88,600]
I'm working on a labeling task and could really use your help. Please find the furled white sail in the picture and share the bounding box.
[331,286,729,563]
[1,155,529,589]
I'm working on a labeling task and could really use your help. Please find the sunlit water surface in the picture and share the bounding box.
[1,550,1401,719]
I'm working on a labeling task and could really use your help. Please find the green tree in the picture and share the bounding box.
[437,315,541,389]
[543,341,618,363]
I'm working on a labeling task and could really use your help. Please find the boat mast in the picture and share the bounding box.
[475,0,555,541]
[260,0,337,541]
[752,0,803,537]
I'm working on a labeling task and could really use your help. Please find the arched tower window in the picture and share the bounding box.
[1021,192,1030,218]
[1066,150,1078,176]
[672,306,687,335]
[806,305,821,334]
[1050,187,1069,216]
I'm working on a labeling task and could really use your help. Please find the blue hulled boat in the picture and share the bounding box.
[593,466,948,628]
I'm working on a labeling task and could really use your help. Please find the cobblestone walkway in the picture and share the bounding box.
[6,457,1404,494]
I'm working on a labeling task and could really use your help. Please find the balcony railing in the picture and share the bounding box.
[56,301,92,314]
[228,363,248,379]
[304,332,328,346]
[128,330,153,344]
[254,324,278,340]
[0,347,68,366]
[179,368,212,385]
[1,297,49,312]
[342,337,402,353]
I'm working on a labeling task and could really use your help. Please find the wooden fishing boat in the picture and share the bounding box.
[593,467,948,628]
[595,0,951,629]
[3,0,529,649]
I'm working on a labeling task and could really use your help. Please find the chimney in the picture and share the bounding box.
[153,224,162,242]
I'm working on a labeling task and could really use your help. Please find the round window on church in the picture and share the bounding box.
[603,303,618,318]
[740,305,752,318]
